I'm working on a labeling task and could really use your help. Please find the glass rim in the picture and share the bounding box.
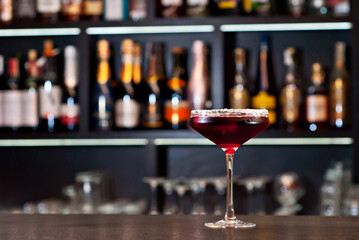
[190,108,269,118]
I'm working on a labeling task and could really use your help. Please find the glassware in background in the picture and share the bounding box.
[98,199,146,214]
[274,172,305,215]
[343,185,359,216]
[76,171,106,214]
[172,179,191,214]
[320,162,345,216]
[236,176,271,215]
[37,199,65,214]
[143,177,164,215]
[189,178,207,215]
[208,176,226,216]
[62,185,82,214]
[160,179,179,215]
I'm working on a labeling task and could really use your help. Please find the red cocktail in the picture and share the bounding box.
[190,109,269,229]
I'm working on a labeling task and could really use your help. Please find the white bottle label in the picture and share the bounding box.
[115,98,140,128]
[3,90,22,127]
[162,0,183,6]
[22,90,39,127]
[105,0,123,20]
[306,95,328,122]
[39,85,62,119]
[187,0,208,6]
[0,91,3,127]
[37,0,61,14]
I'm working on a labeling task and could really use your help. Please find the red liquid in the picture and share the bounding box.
[190,116,269,154]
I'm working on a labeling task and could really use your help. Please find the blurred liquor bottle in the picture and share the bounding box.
[92,40,114,131]
[329,42,350,129]
[280,47,302,132]
[61,46,80,131]
[61,0,82,21]
[39,40,62,132]
[23,49,39,131]
[187,40,210,110]
[114,39,140,129]
[306,63,329,132]
[229,48,250,109]
[252,35,277,126]
[164,46,190,129]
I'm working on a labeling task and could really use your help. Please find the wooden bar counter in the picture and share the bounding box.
[0,215,358,239]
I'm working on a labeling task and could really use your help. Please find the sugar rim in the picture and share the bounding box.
[190,108,269,118]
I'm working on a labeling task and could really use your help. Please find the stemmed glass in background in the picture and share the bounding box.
[143,177,164,215]
[190,109,269,228]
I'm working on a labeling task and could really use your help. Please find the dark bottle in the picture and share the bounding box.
[186,0,209,17]
[3,58,22,131]
[133,43,146,102]
[1,0,13,23]
[22,49,39,131]
[141,42,166,129]
[15,0,36,19]
[210,0,238,15]
[329,42,350,129]
[306,63,329,132]
[280,47,302,132]
[252,35,277,126]
[0,55,4,129]
[164,46,190,129]
[61,46,79,131]
[92,40,114,131]
[37,0,61,23]
[82,0,103,20]
[39,40,62,132]
[61,0,83,21]
[157,0,185,18]
[229,48,250,109]
[114,39,141,129]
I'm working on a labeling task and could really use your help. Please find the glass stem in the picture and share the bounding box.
[225,153,236,221]
[150,185,158,215]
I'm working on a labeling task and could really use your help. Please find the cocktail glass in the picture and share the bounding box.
[190,109,269,228]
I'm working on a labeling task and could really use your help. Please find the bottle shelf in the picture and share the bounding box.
[0,16,352,34]
[0,129,353,147]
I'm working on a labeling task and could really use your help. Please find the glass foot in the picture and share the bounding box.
[205,219,256,229]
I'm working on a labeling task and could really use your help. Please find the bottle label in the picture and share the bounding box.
[187,0,208,5]
[216,0,236,9]
[0,91,3,127]
[104,0,123,20]
[61,0,82,16]
[93,94,113,130]
[252,91,276,124]
[229,86,249,109]
[3,90,22,127]
[142,93,163,128]
[22,90,39,127]
[164,100,190,125]
[17,0,36,18]
[61,103,79,125]
[83,0,103,15]
[281,85,300,123]
[306,95,328,122]
[162,0,183,6]
[1,0,13,22]
[39,85,62,119]
[115,98,140,128]
[37,0,61,13]
[167,77,186,91]
[330,77,345,123]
